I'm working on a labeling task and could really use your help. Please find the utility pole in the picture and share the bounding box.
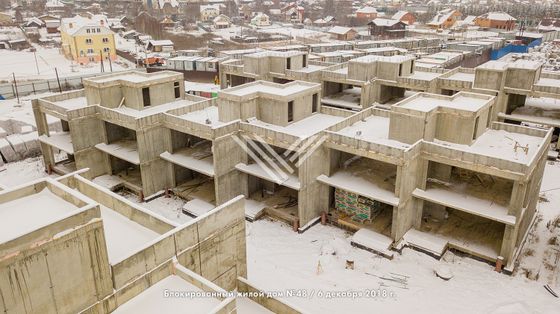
[54,67,62,93]
[100,50,105,72]
[32,48,40,75]
[108,51,113,72]
[12,73,19,103]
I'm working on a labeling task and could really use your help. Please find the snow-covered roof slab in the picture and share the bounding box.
[84,70,182,87]
[0,179,95,244]
[395,92,493,113]
[220,80,320,100]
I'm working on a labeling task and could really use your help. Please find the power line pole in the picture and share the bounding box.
[32,49,40,75]
[54,67,62,93]
[12,73,19,103]
[100,50,105,72]
[108,51,113,72]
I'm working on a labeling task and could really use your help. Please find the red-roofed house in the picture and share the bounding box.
[392,11,415,25]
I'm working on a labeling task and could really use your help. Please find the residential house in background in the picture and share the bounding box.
[158,0,179,15]
[24,17,45,28]
[39,14,61,33]
[427,9,462,29]
[160,16,175,29]
[107,17,126,32]
[45,0,66,15]
[328,26,358,41]
[392,10,415,25]
[281,3,304,23]
[60,15,117,64]
[146,39,174,52]
[313,15,336,27]
[45,19,61,33]
[200,4,220,22]
[356,6,378,22]
[538,18,560,32]
[213,14,231,29]
[475,12,516,31]
[368,18,407,39]
[251,12,271,27]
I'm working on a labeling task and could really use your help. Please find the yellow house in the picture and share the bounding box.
[60,15,117,65]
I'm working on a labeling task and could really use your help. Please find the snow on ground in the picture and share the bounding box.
[0,93,56,129]
[0,45,135,81]
[212,25,244,40]
[243,161,560,314]
[119,191,193,224]
[115,34,139,53]
[246,218,559,314]
[0,155,55,188]
[257,24,330,42]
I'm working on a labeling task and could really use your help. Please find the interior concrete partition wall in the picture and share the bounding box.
[297,144,330,227]
[68,106,108,178]
[137,125,173,196]
[81,259,237,314]
[175,196,247,291]
[63,173,247,292]
[79,259,175,314]
[473,68,504,91]
[212,133,245,205]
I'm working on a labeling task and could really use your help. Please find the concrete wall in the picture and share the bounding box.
[175,196,247,291]
[389,110,437,144]
[348,60,378,81]
[69,106,108,179]
[62,173,247,292]
[435,109,486,145]
[0,180,113,314]
[137,124,172,196]
[473,68,504,91]
[213,133,245,205]
[0,219,113,314]
[70,175,178,234]
[393,144,424,240]
[82,259,237,314]
[504,67,541,92]
[298,145,331,228]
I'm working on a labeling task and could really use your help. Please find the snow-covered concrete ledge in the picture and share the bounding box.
[85,191,247,291]
[71,174,179,232]
[80,258,231,314]
[0,178,101,258]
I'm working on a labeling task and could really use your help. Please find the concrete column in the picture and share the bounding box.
[297,145,330,228]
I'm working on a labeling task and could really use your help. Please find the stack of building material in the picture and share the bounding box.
[0,138,17,163]
[335,188,381,221]
[335,188,357,215]
[0,132,41,163]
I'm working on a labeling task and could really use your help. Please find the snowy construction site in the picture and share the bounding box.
[2,46,560,313]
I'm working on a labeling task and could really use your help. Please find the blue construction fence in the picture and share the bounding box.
[490,39,542,60]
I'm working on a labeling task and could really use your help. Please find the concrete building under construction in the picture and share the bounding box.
[32,67,552,272]
[0,170,301,313]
